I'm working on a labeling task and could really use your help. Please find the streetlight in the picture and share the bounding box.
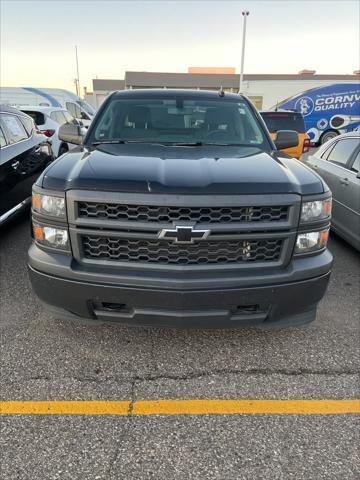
[239,10,249,94]
[75,45,80,97]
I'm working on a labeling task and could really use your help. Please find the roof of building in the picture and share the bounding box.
[92,79,125,91]
[92,72,360,93]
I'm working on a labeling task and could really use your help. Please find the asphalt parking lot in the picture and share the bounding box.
[0,214,359,479]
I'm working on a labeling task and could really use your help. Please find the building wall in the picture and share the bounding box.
[84,93,97,109]
[92,73,360,110]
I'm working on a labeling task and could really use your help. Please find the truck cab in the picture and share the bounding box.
[28,89,333,329]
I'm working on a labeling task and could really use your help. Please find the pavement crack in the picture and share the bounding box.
[7,368,359,386]
[129,367,360,383]
[107,380,136,479]
[128,379,136,415]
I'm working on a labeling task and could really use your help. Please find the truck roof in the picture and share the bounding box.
[111,88,246,101]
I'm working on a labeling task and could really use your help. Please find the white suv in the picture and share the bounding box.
[19,106,80,157]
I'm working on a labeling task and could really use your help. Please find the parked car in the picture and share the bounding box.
[18,106,80,157]
[0,87,95,127]
[28,89,333,329]
[0,105,53,226]
[305,132,360,250]
[260,110,310,159]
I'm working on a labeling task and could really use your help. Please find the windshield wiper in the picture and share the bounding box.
[92,139,136,145]
[91,140,173,146]
[168,141,243,147]
[91,140,248,147]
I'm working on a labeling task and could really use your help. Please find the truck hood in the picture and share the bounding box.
[41,144,325,195]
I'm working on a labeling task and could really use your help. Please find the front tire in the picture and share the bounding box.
[320,129,339,145]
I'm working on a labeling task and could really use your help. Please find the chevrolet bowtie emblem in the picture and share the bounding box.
[158,225,210,244]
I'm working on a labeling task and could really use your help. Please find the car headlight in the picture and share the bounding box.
[301,197,332,223]
[32,192,66,218]
[295,228,329,254]
[33,222,70,251]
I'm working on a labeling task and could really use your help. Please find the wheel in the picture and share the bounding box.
[58,144,68,157]
[320,130,339,145]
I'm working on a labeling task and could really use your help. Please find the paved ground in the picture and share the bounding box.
[0,214,359,479]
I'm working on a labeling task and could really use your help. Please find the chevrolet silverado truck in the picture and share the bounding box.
[28,89,333,329]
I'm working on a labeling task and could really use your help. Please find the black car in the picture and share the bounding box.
[0,105,53,226]
[28,90,333,329]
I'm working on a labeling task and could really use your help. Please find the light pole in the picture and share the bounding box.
[75,45,80,97]
[239,10,249,94]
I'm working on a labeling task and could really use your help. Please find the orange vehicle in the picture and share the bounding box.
[260,110,311,159]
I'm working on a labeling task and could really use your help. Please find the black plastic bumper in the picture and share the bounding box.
[28,262,332,329]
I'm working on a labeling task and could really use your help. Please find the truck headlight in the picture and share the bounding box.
[32,192,66,218]
[33,223,70,251]
[301,197,332,223]
[295,228,329,254]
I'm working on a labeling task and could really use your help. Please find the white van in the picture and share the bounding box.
[0,87,96,128]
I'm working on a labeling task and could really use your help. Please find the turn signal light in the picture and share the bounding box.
[33,224,44,241]
[32,192,41,211]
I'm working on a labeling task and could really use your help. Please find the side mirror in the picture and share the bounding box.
[274,130,299,150]
[58,123,84,145]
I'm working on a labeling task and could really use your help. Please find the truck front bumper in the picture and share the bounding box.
[28,244,333,329]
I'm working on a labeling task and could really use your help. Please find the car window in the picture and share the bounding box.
[50,111,67,125]
[78,100,95,116]
[1,113,28,144]
[81,111,90,121]
[260,112,305,133]
[20,116,35,135]
[350,150,360,173]
[21,110,46,126]
[318,141,335,159]
[326,138,360,167]
[0,126,7,147]
[92,97,267,148]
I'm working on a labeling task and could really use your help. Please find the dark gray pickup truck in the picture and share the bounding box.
[28,89,333,328]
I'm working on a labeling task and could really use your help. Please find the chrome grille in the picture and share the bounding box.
[78,202,289,224]
[81,236,283,265]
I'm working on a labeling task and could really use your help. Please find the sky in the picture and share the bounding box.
[1,0,359,95]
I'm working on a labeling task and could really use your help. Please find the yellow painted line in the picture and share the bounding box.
[0,401,130,416]
[133,399,360,416]
[0,399,359,416]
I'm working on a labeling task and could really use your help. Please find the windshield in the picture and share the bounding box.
[77,100,95,116]
[261,112,305,133]
[91,96,267,147]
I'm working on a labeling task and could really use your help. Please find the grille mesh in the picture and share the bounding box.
[81,236,283,265]
[78,202,288,224]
